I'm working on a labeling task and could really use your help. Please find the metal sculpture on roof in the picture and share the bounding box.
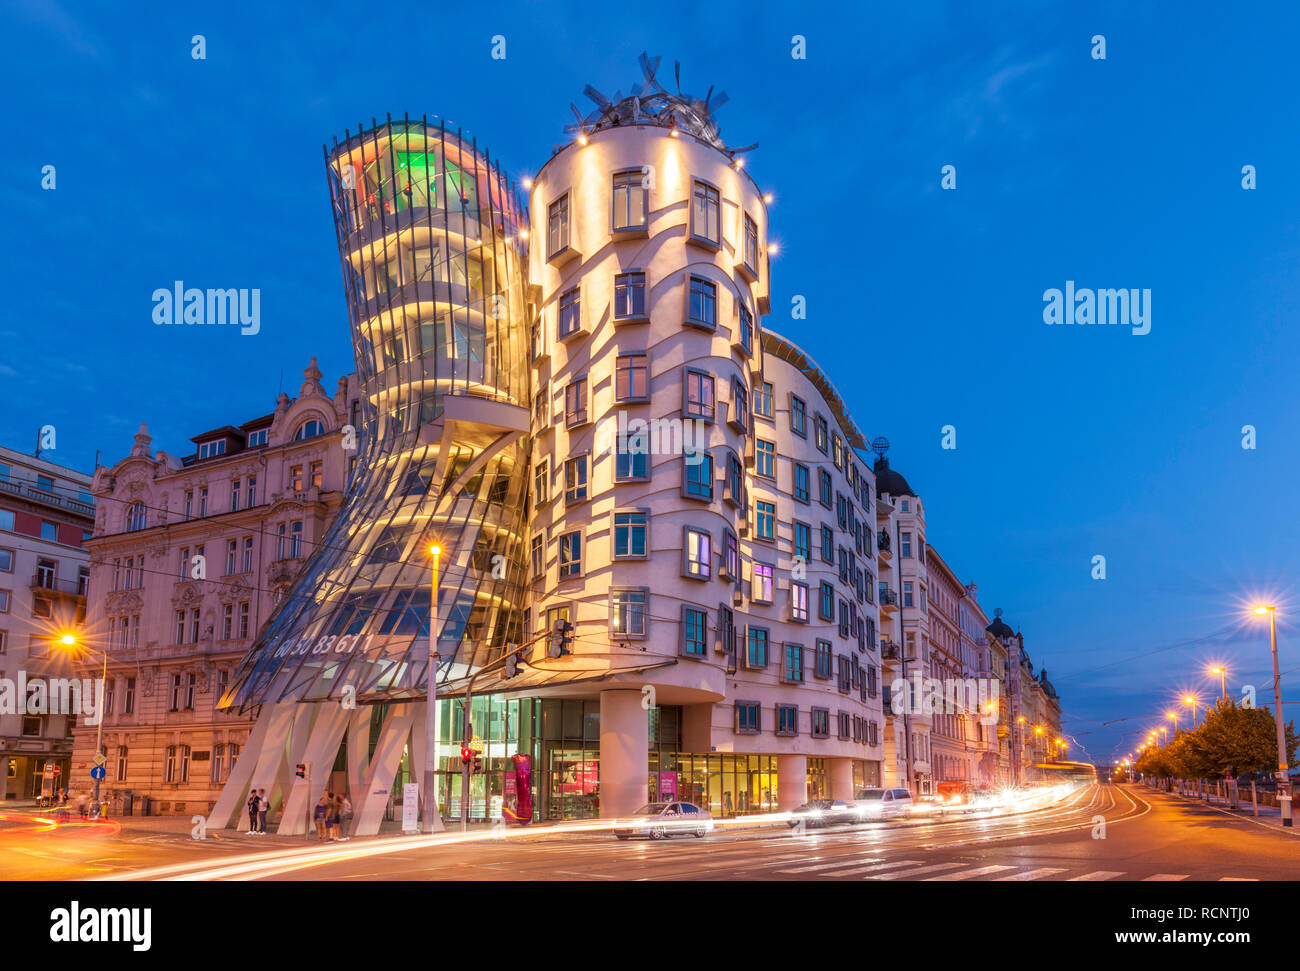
[564,52,758,157]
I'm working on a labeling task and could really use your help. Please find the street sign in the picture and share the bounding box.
[89,765,106,781]
[401,782,419,833]
[92,752,106,766]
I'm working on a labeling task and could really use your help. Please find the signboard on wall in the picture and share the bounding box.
[401,782,419,832]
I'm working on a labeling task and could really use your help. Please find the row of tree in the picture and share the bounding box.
[1133,699,1297,781]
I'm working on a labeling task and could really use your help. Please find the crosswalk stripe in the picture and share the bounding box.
[924,865,1016,881]
[779,858,883,874]
[1068,870,1125,881]
[1219,877,1258,881]
[1142,873,1189,881]
[866,862,968,880]
[995,867,1068,881]
[777,858,916,876]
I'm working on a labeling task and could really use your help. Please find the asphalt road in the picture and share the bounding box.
[5,785,1299,881]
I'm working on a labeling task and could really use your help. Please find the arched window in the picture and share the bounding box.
[295,419,325,441]
[126,502,147,531]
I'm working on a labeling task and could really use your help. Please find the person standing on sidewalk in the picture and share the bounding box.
[313,794,330,840]
[246,790,259,834]
[337,793,353,842]
[257,788,269,835]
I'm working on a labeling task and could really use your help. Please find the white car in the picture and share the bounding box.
[613,802,714,840]
[853,787,914,820]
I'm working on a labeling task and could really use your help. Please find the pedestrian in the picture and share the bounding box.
[337,793,353,841]
[246,789,260,835]
[257,788,269,835]
[326,791,341,841]
[313,794,330,841]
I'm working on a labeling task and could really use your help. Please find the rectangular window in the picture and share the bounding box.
[811,708,830,738]
[246,476,257,507]
[752,562,774,604]
[290,465,304,491]
[730,379,748,429]
[241,536,253,573]
[558,287,581,338]
[230,479,240,512]
[814,414,828,453]
[684,369,715,421]
[310,461,323,489]
[565,378,588,426]
[564,455,589,503]
[793,521,811,561]
[530,535,544,578]
[814,640,833,679]
[746,626,769,668]
[533,460,549,506]
[753,381,773,419]
[901,531,912,557]
[682,606,708,657]
[736,702,761,734]
[736,301,753,354]
[688,276,717,327]
[547,194,570,257]
[783,643,805,684]
[248,428,268,447]
[534,386,549,426]
[615,354,648,401]
[724,453,745,507]
[615,438,648,481]
[238,602,249,639]
[691,180,720,245]
[743,212,760,273]
[558,531,583,579]
[613,511,648,559]
[793,463,810,503]
[684,453,714,500]
[820,581,835,620]
[755,440,775,479]
[776,704,798,736]
[818,469,833,507]
[222,604,233,640]
[903,581,914,608]
[613,271,646,319]
[755,500,775,541]
[790,582,809,623]
[790,395,807,437]
[684,527,711,579]
[610,588,647,637]
[124,677,135,715]
[612,170,647,231]
[225,539,237,575]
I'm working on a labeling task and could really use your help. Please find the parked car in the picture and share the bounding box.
[613,802,713,840]
[788,799,859,829]
[853,787,914,820]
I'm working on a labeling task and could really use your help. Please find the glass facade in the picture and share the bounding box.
[222,119,531,710]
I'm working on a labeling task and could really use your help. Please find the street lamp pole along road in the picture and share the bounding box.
[423,544,445,834]
[58,633,107,815]
[1256,605,1292,827]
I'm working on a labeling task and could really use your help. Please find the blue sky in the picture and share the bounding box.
[4,0,1298,761]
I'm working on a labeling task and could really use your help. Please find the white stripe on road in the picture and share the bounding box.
[776,858,921,877]
[779,857,888,874]
[1142,873,1189,881]
[996,868,1068,881]
[1219,877,1258,881]
[1067,870,1125,881]
[866,862,969,880]
[924,865,1016,881]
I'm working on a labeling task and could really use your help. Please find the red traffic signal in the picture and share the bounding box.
[460,746,474,763]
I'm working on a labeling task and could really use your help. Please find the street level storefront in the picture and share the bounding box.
[377,697,882,823]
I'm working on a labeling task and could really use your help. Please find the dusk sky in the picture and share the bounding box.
[4,0,1297,761]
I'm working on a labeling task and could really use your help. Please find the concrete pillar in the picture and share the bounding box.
[599,690,648,818]
[777,754,808,811]
[829,758,855,801]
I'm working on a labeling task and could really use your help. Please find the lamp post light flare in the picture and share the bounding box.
[1254,605,1291,827]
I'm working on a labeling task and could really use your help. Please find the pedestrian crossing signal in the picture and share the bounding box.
[504,644,520,679]
[549,620,574,658]
[295,762,308,779]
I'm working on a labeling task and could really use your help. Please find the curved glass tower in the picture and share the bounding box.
[223,116,531,710]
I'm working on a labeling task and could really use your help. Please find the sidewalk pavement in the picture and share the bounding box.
[1144,784,1300,836]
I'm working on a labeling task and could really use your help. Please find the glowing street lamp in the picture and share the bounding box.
[57,633,107,814]
[1254,605,1291,827]
[1167,711,1178,734]
[1210,666,1227,703]
[1184,695,1199,728]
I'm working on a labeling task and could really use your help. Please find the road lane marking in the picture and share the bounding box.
[1219,877,1258,881]
[1142,873,1189,881]
[779,858,892,874]
[1068,870,1125,881]
[776,859,921,876]
[924,865,1015,880]
[866,862,968,880]
[995,868,1067,881]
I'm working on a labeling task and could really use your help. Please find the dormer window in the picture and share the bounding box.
[247,429,268,447]
[295,420,325,441]
[197,440,226,459]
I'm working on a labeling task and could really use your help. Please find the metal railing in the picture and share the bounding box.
[0,477,94,516]
[31,574,88,596]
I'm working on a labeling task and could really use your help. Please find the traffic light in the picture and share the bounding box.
[295,762,308,780]
[461,746,474,765]
[549,620,574,658]
[503,643,519,679]
[473,755,483,774]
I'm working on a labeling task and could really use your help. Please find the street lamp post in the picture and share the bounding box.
[1167,711,1177,734]
[1256,606,1291,827]
[59,634,107,815]
[1184,696,1198,729]
[423,544,445,835]
[1211,666,1227,704]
